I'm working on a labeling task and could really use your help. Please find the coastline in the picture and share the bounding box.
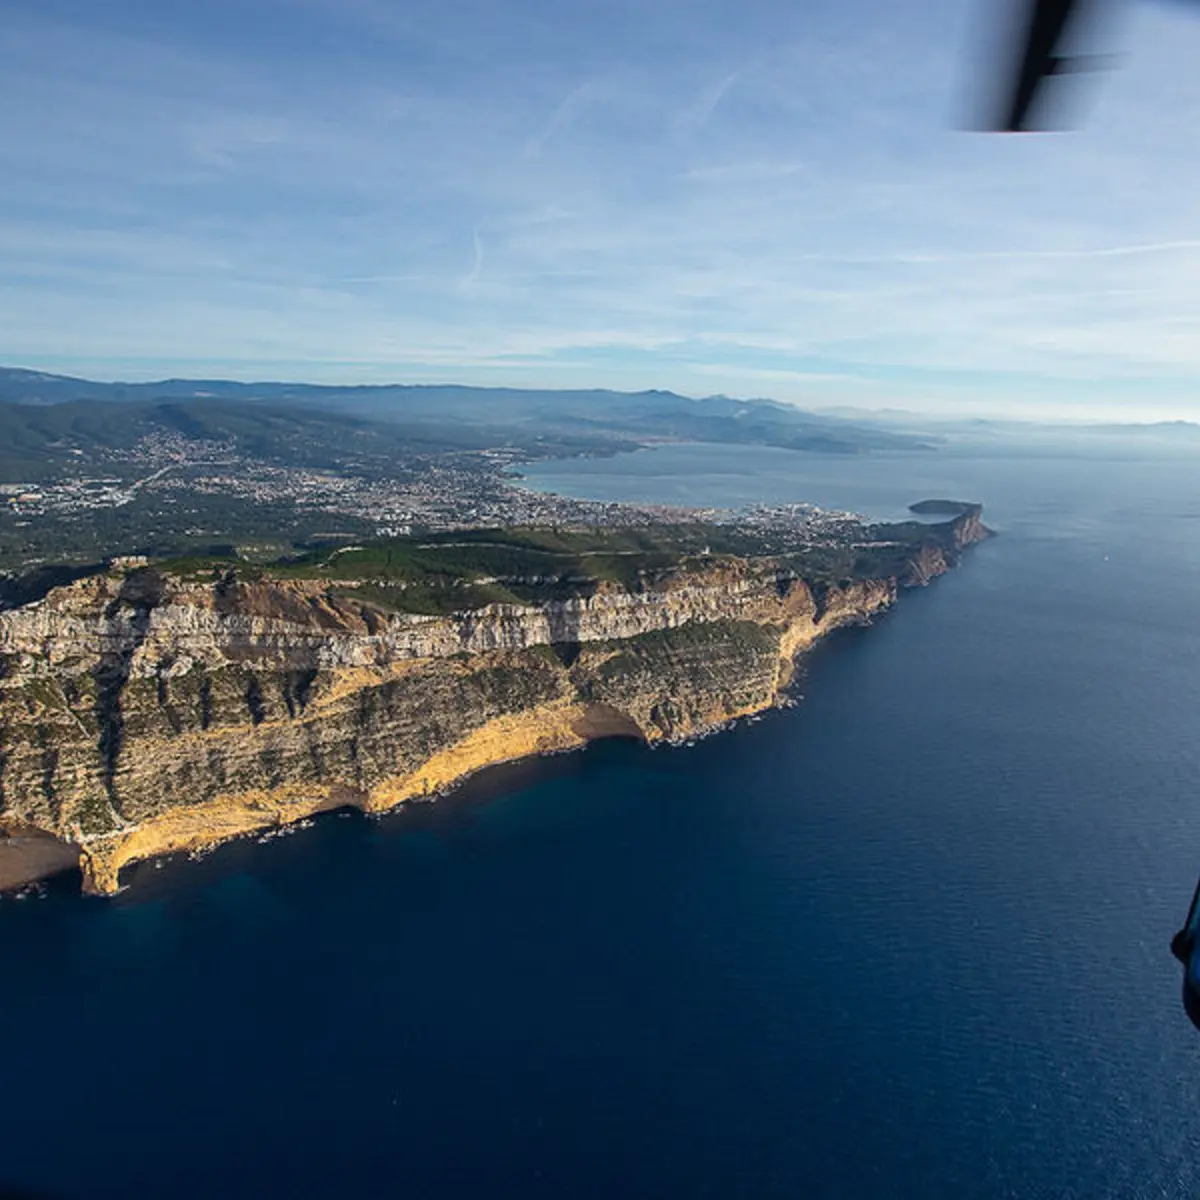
[0,610,855,897]
[66,671,825,896]
[12,693,800,898]
[0,508,991,897]
[0,597,888,897]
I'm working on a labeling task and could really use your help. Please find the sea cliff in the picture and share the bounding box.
[0,507,989,894]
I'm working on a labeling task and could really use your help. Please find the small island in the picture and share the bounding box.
[909,499,976,516]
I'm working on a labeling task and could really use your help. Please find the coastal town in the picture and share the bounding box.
[0,428,872,561]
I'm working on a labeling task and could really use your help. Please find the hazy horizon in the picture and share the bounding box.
[6,360,1200,428]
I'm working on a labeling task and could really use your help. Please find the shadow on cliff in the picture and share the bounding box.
[93,569,168,803]
[0,562,105,611]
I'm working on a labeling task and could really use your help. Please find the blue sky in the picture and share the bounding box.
[4,0,1200,418]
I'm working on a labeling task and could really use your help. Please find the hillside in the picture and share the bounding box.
[0,367,935,460]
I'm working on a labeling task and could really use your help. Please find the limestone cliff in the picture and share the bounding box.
[0,509,989,894]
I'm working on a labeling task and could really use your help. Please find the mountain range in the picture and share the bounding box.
[0,366,934,475]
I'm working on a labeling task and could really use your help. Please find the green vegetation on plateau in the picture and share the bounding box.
[156,525,762,614]
[143,516,970,616]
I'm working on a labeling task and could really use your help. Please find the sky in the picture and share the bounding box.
[3,0,1200,419]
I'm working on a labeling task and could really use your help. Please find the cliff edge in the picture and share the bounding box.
[0,508,990,894]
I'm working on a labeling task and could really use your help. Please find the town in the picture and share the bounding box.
[0,429,876,571]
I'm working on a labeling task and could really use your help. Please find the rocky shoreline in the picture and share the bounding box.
[0,506,990,895]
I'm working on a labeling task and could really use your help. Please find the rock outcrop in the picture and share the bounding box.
[0,509,990,894]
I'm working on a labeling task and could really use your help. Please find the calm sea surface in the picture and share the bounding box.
[4,435,1200,1198]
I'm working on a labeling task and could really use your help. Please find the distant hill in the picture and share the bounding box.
[0,395,635,483]
[1078,420,1200,437]
[0,367,934,458]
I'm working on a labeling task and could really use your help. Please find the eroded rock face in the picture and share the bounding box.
[0,514,989,894]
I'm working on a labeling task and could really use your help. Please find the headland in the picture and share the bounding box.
[0,504,990,895]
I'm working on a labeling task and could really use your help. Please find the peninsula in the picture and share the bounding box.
[0,505,990,895]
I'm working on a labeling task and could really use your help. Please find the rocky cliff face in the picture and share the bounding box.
[898,504,989,586]
[0,511,989,894]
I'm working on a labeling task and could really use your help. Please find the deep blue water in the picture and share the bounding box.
[5,437,1200,1198]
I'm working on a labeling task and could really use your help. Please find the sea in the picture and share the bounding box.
[3,431,1200,1199]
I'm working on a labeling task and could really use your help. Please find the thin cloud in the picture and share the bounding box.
[677,71,740,134]
[524,81,595,159]
[464,227,485,286]
[803,240,1200,265]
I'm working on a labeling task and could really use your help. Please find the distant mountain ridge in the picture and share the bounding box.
[0,366,933,458]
